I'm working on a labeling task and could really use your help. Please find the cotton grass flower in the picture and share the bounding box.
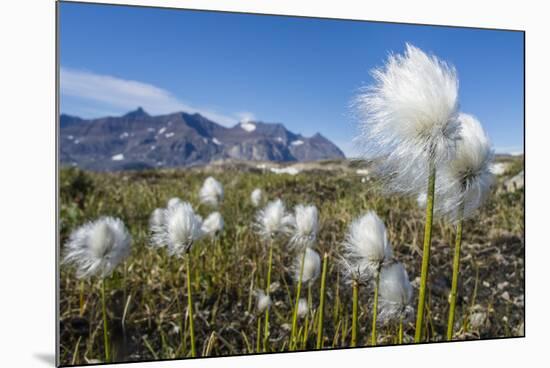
[148,208,166,248]
[199,176,224,207]
[254,198,293,352]
[297,298,309,318]
[201,211,224,237]
[340,211,392,347]
[255,289,272,314]
[354,43,460,195]
[254,198,294,240]
[293,248,321,286]
[251,188,263,207]
[160,201,204,357]
[435,113,495,221]
[377,263,414,326]
[63,216,131,279]
[437,113,494,340]
[163,201,204,257]
[63,216,131,362]
[167,197,183,209]
[290,204,319,249]
[341,211,393,281]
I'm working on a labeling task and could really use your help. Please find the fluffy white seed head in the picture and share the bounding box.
[377,263,414,325]
[437,113,495,221]
[254,199,294,240]
[148,208,166,248]
[163,202,204,256]
[251,188,263,207]
[199,176,224,207]
[201,211,224,237]
[63,216,131,279]
[294,248,321,286]
[341,211,393,282]
[255,289,272,314]
[290,204,319,249]
[354,43,460,195]
[417,114,495,221]
[167,197,183,209]
[297,298,309,318]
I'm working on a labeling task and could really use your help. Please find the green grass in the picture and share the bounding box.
[59,163,524,364]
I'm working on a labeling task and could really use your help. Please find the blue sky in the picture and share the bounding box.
[59,2,524,156]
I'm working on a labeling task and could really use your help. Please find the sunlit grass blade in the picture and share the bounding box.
[447,205,464,340]
[316,252,329,349]
[351,279,359,347]
[415,161,436,342]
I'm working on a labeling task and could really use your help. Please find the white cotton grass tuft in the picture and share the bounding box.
[201,211,224,237]
[377,263,414,325]
[199,176,224,207]
[162,201,204,256]
[290,204,319,249]
[353,43,461,195]
[416,113,495,221]
[63,216,131,278]
[254,198,294,240]
[293,248,321,286]
[251,188,263,207]
[255,289,272,314]
[435,113,495,221]
[341,211,393,282]
[167,197,184,209]
[148,208,166,248]
[297,298,309,318]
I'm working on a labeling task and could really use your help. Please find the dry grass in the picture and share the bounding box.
[59,161,524,365]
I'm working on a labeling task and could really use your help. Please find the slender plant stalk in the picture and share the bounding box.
[290,249,307,350]
[185,254,196,357]
[398,316,403,344]
[447,206,464,340]
[100,279,110,363]
[414,159,436,342]
[351,279,359,347]
[316,252,329,349]
[263,240,274,352]
[256,317,262,353]
[371,270,380,346]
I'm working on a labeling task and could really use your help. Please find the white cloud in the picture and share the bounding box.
[60,67,244,126]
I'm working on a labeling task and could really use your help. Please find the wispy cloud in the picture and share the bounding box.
[60,67,244,126]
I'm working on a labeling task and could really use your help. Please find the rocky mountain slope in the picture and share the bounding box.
[59,108,345,171]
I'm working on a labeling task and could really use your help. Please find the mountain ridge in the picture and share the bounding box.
[59,108,346,171]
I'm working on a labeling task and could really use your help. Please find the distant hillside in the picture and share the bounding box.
[59,108,345,171]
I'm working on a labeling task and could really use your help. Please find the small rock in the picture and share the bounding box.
[469,312,487,330]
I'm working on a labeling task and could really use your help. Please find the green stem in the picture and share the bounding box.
[185,254,196,357]
[256,317,262,353]
[447,207,464,340]
[290,248,307,350]
[414,160,436,342]
[263,241,274,352]
[398,316,403,344]
[101,279,110,363]
[371,270,380,346]
[351,280,358,347]
[316,252,329,349]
